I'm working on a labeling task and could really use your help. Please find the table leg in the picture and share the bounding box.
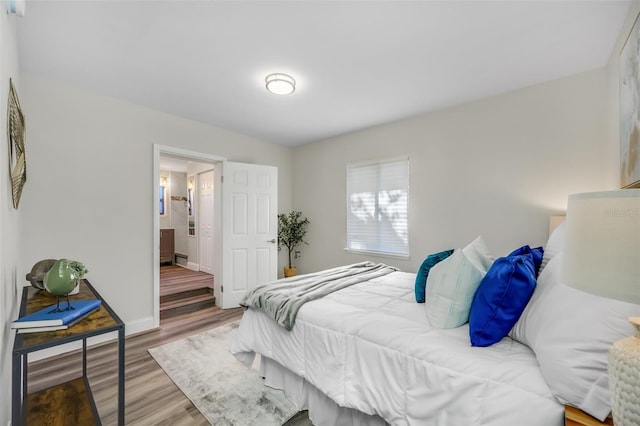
[11,351,23,426]
[118,328,125,425]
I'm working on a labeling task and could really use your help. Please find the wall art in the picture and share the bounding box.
[620,13,640,188]
[7,78,26,207]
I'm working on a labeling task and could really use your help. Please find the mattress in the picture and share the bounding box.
[230,270,564,426]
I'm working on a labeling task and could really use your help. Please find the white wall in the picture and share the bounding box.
[18,74,293,334]
[0,10,22,425]
[292,67,612,274]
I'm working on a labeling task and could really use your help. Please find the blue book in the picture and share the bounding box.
[16,324,69,334]
[11,299,101,329]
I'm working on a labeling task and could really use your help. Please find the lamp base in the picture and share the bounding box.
[608,317,640,426]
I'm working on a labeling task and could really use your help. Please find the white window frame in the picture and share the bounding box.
[345,156,410,259]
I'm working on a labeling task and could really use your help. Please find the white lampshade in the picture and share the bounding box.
[563,189,640,304]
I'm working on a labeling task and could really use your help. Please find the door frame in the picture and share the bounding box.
[153,144,226,328]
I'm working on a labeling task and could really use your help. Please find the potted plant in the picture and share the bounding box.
[278,211,310,277]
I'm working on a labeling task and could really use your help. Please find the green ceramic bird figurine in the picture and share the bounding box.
[43,259,88,312]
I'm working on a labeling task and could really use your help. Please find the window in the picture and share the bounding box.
[159,185,166,215]
[346,157,409,258]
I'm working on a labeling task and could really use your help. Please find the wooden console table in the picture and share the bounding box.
[12,280,125,425]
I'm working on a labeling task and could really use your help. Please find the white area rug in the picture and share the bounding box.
[148,321,298,426]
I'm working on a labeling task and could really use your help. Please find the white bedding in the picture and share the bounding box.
[230,271,564,426]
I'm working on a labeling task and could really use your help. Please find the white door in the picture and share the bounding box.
[198,170,215,274]
[221,162,278,308]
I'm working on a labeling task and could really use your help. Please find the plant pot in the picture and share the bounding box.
[284,266,297,277]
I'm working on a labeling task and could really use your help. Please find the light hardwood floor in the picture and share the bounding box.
[159,265,216,320]
[27,303,244,425]
[159,265,213,298]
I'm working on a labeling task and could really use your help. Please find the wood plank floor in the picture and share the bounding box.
[160,265,213,298]
[27,304,244,425]
[160,266,216,320]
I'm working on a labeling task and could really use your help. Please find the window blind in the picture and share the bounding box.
[346,157,409,257]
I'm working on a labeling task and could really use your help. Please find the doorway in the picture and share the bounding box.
[158,156,217,323]
[153,146,225,328]
[153,145,279,327]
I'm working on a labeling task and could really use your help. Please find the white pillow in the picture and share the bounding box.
[539,220,565,273]
[425,236,494,329]
[510,255,639,420]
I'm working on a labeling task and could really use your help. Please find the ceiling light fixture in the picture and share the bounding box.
[265,73,296,95]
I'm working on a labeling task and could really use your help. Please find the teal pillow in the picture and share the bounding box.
[414,249,454,303]
[469,247,539,347]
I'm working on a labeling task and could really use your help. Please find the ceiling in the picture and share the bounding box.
[159,156,189,173]
[16,1,631,147]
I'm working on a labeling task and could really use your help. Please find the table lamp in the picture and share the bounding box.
[562,189,640,425]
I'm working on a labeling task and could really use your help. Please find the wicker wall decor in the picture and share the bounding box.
[7,78,26,208]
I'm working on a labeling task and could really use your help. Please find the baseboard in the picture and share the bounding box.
[126,315,155,335]
[187,262,199,271]
[28,315,155,362]
[175,253,188,267]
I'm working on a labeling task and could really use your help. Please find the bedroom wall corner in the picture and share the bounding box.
[17,74,293,339]
[0,8,22,426]
[603,2,640,190]
[292,68,610,275]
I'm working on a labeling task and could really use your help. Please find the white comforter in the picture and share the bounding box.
[230,271,563,426]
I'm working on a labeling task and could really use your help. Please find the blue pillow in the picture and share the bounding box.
[508,245,544,275]
[414,249,454,303]
[469,251,537,347]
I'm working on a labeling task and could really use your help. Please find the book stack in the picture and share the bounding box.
[11,299,102,333]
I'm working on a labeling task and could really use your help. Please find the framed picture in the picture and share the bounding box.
[620,13,640,188]
[7,78,26,208]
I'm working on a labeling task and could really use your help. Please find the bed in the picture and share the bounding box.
[230,225,639,426]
